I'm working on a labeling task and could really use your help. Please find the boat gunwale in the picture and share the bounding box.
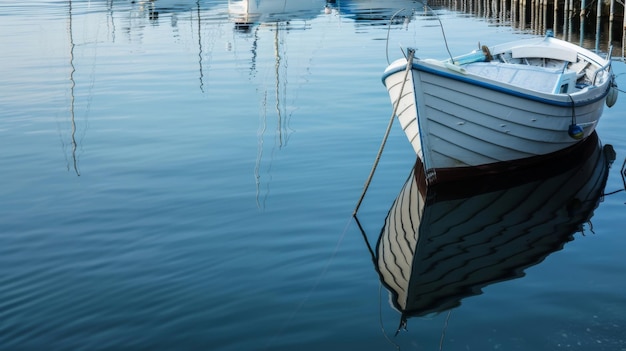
[382,59,611,108]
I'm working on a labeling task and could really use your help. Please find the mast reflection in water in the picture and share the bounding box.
[364,131,614,330]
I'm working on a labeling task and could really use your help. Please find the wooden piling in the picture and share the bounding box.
[595,0,602,51]
[608,0,615,46]
[580,0,586,46]
[531,0,537,33]
[623,6,626,57]
[553,0,558,36]
[539,0,548,34]
[512,0,517,27]
[520,0,526,30]
[428,0,625,54]
[568,0,574,41]
[563,0,567,38]
[501,0,507,24]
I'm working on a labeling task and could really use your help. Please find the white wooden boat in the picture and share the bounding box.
[382,33,618,185]
[375,132,612,326]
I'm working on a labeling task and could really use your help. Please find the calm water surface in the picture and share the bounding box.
[1,0,625,350]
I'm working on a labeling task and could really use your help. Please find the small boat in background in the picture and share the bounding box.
[382,33,618,185]
[228,0,326,27]
[374,132,613,327]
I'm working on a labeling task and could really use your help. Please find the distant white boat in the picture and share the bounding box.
[228,0,326,25]
[375,132,612,324]
[382,33,618,185]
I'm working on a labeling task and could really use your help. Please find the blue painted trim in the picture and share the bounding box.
[382,61,610,107]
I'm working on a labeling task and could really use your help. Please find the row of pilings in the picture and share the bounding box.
[430,0,626,58]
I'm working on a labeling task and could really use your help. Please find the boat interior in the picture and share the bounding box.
[447,42,611,95]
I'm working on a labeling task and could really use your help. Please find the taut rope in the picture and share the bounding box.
[353,49,415,216]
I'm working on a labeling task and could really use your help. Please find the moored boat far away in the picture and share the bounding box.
[382,30,619,185]
[370,131,613,330]
[228,0,328,28]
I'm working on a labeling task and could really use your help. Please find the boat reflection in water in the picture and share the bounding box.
[228,0,328,31]
[228,0,329,208]
[372,131,614,329]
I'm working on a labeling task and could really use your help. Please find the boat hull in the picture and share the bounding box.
[382,37,612,184]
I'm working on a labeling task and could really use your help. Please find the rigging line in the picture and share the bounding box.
[255,90,268,209]
[197,0,205,93]
[611,70,626,94]
[379,283,402,350]
[353,49,415,216]
[263,215,355,350]
[68,0,80,176]
[418,1,454,63]
[355,214,399,349]
[386,8,407,65]
[439,310,452,351]
[79,0,100,162]
[354,216,399,348]
[274,24,284,148]
[602,188,625,196]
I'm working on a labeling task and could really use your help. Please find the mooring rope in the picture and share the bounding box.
[353,49,415,216]
[386,8,407,65]
[568,93,577,126]
[379,283,401,350]
[439,310,452,351]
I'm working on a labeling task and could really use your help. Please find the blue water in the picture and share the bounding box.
[1,0,625,350]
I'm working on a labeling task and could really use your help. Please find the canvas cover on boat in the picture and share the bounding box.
[464,62,570,94]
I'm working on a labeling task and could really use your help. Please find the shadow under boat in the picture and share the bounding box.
[363,131,614,328]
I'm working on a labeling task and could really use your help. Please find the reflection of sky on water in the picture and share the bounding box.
[0,1,624,349]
